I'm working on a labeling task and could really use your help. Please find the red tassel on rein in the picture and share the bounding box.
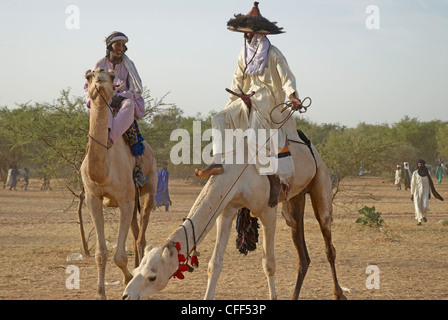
[191,256,199,268]
[173,270,185,279]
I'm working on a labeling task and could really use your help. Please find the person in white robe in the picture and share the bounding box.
[395,165,402,190]
[410,159,444,225]
[194,2,304,207]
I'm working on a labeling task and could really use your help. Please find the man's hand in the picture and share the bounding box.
[111,95,125,110]
[288,93,302,111]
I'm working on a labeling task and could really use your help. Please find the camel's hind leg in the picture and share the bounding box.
[114,200,135,286]
[308,167,346,300]
[282,191,310,299]
[133,145,157,266]
[130,193,140,268]
[134,178,155,265]
[129,184,155,268]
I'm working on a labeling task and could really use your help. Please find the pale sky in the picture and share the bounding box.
[0,0,447,127]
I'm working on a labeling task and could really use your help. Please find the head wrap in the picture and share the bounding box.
[105,31,128,46]
[416,159,444,201]
[243,34,270,75]
[417,159,427,177]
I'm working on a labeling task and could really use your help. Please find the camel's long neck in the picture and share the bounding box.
[167,174,240,257]
[86,95,110,184]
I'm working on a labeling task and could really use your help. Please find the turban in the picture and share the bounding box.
[105,31,128,46]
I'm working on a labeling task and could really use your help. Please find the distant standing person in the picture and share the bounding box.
[9,165,18,191]
[21,168,30,190]
[3,165,12,189]
[395,165,402,190]
[436,163,443,184]
[402,162,412,191]
[153,161,172,212]
[410,159,444,226]
[41,174,52,191]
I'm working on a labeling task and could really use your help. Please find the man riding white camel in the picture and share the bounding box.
[195,2,304,206]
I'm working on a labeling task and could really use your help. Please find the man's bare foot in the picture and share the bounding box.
[195,163,224,178]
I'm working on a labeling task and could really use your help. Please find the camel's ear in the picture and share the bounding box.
[85,69,93,82]
[162,246,173,259]
[144,244,153,255]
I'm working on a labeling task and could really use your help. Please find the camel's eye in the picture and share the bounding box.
[147,271,157,282]
[147,275,157,282]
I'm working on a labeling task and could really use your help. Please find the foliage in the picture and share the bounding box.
[0,89,89,194]
[356,206,385,229]
[436,125,448,161]
[1,89,448,185]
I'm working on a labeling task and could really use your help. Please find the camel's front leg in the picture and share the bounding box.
[85,194,108,300]
[205,208,235,300]
[259,207,277,300]
[114,200,135,285]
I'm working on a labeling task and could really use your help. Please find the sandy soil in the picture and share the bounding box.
[0,176,447,300]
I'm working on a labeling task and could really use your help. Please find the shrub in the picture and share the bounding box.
[356,206,385,229]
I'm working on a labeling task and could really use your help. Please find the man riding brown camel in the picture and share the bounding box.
[195,2,303,207]
[84,31,149,186]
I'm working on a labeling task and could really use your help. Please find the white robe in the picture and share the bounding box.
[395,169,401,185]
[214,44,297,182]
[410,171,430,222]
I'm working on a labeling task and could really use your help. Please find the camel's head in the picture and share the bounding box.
[85,67,115,102]
[122,243,178,300]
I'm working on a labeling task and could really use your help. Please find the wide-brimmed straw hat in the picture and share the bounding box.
[227,2,284,35]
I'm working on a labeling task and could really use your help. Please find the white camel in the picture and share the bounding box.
[122,117,346,300]
[82,68,157,299]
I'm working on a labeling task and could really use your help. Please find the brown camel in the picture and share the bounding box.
[82,67,157,299]
[123,116,346,300]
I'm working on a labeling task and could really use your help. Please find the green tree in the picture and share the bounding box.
[391,116,446,162]
[436,125,448,161]
[295,116,345,149]
[321,123,395,196]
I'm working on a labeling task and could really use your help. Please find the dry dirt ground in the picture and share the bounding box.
[0,176,447,300]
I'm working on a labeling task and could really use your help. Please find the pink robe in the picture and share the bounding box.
[84,57,145,142]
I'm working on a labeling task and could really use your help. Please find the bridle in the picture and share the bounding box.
[169,95,313,280]
[87,80,114,150]
[269,96,312,125]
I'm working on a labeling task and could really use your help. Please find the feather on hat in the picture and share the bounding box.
[227,2,284,35]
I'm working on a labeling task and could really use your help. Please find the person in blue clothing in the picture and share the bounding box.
[153,161,172,212]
